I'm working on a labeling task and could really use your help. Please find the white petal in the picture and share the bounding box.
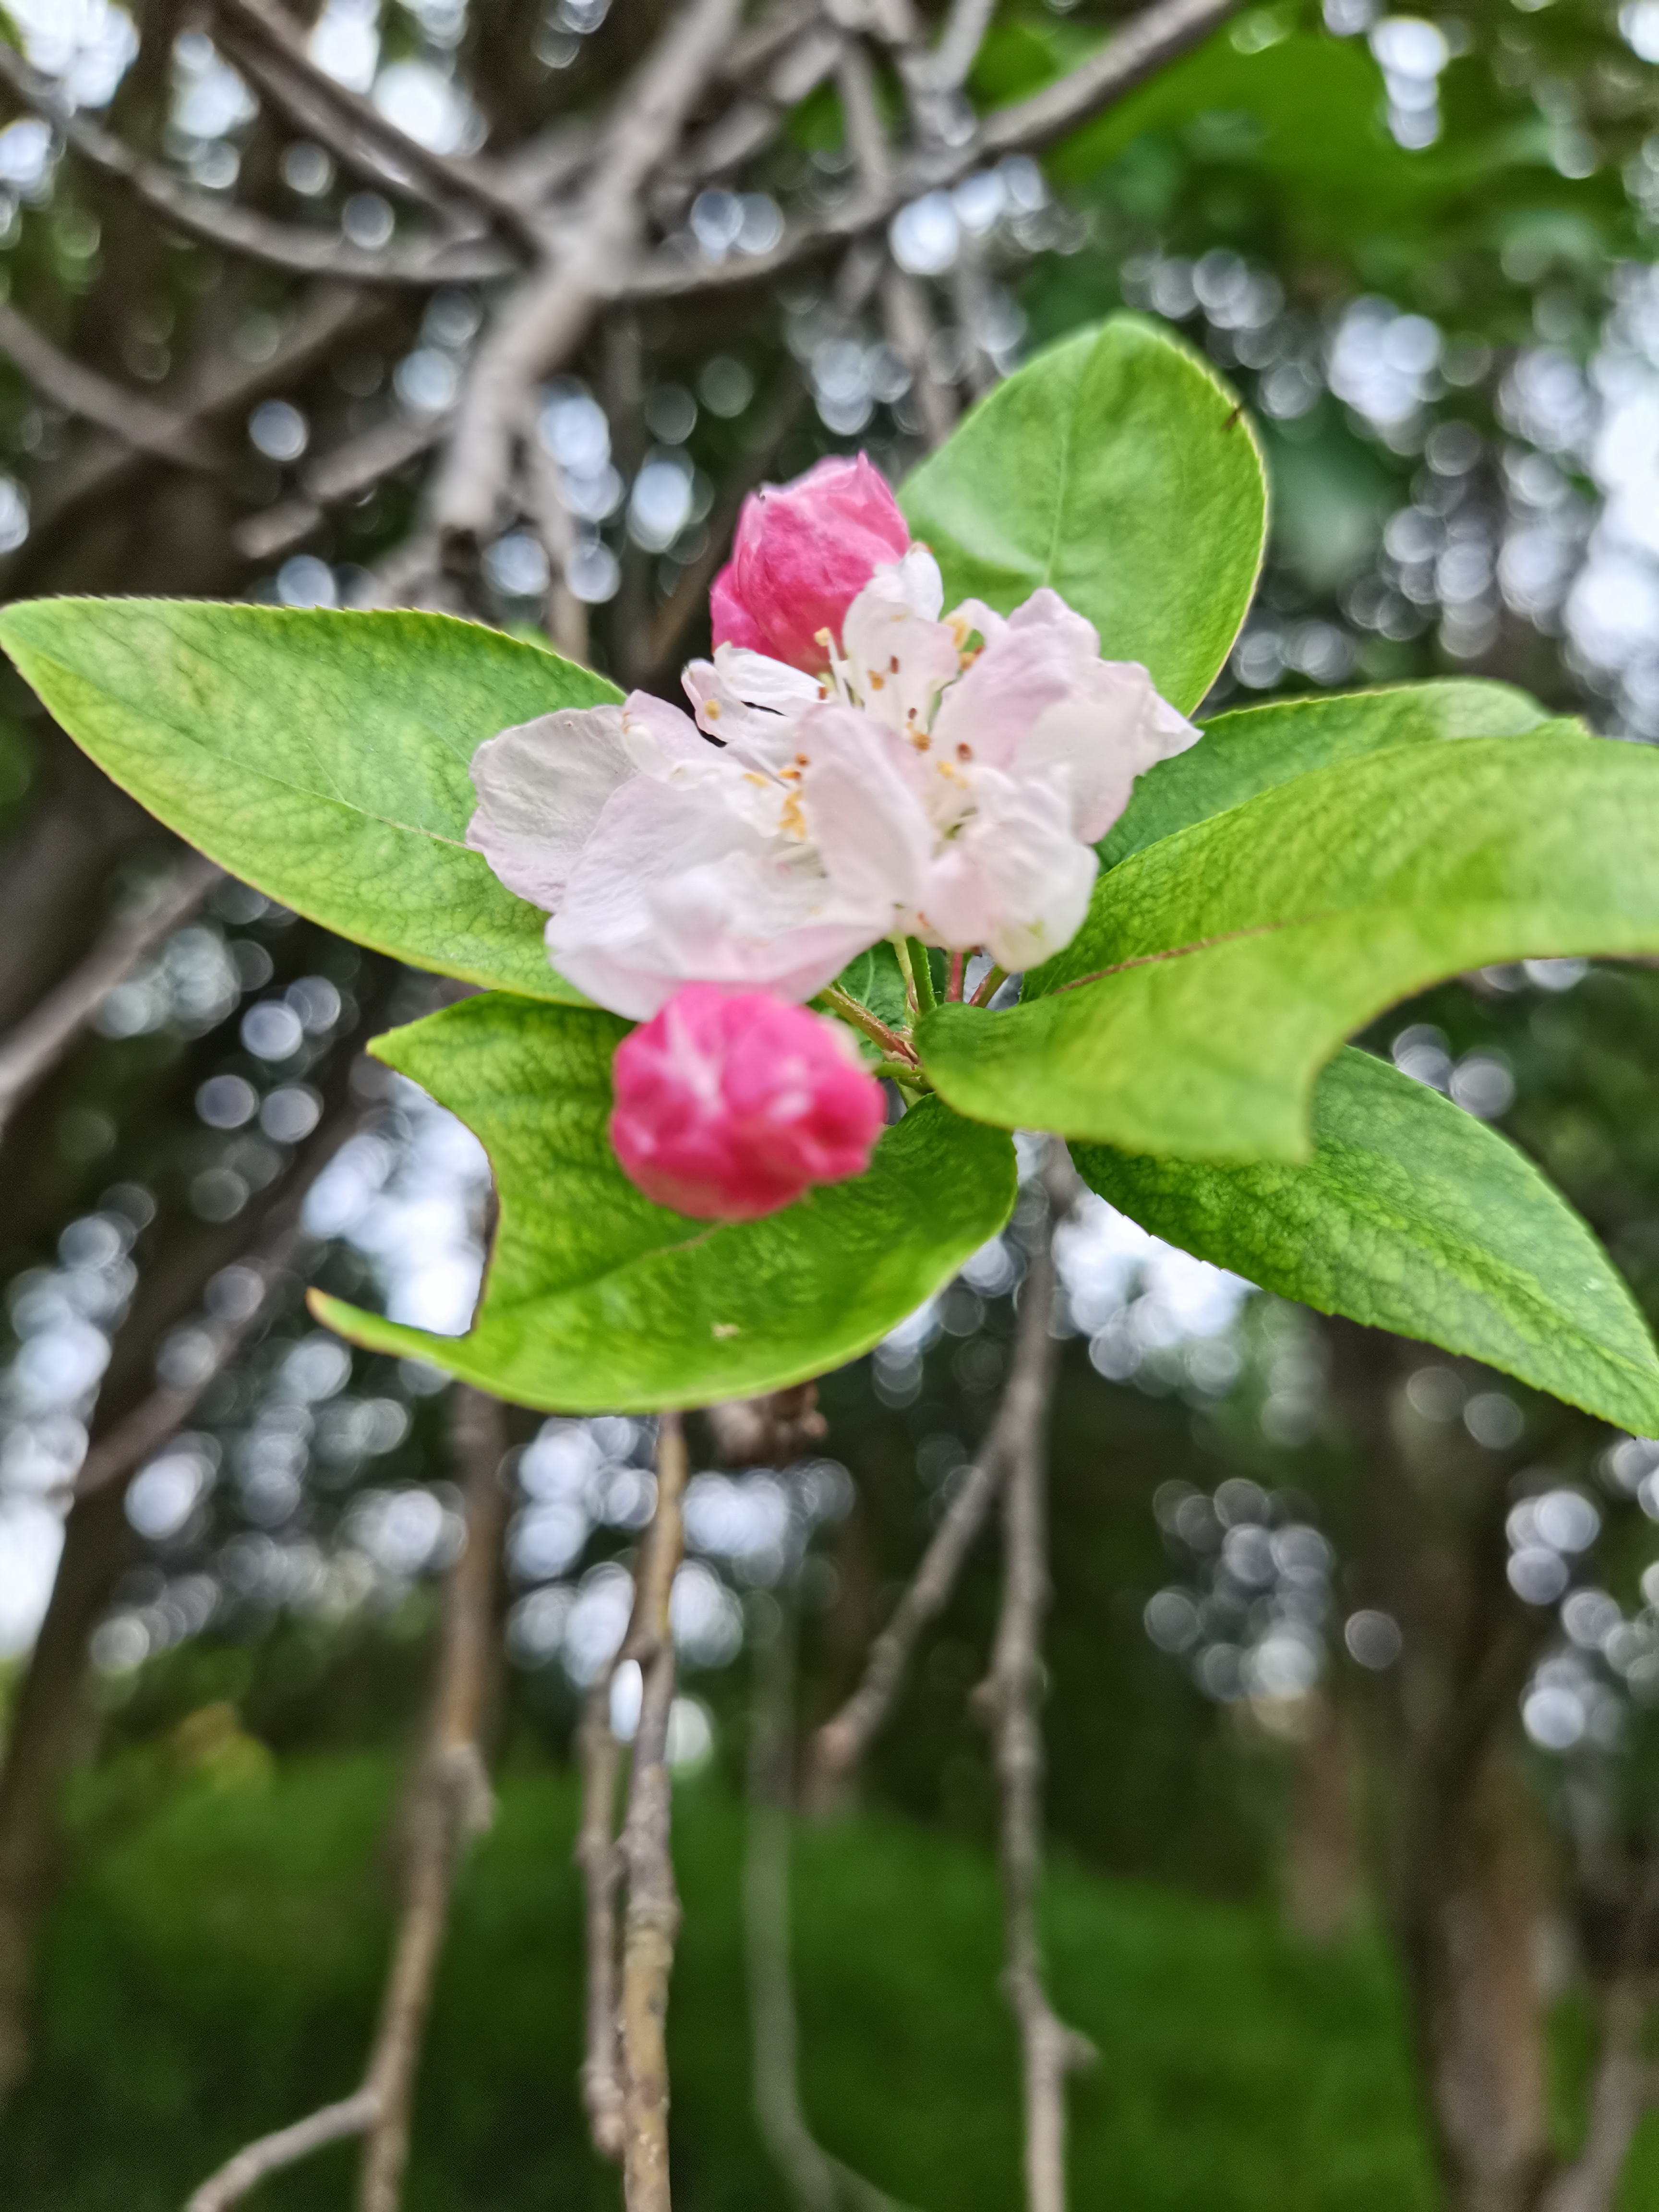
[620,690,710,775]
[839,554,958,736]
[681,648,820,770]
[547,770,886,1017]
[466,704,632,912]
[797,704,932,915]
[913,772,1098,970]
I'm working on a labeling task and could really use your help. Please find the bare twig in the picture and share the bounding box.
[519,418,592,664]
[428,0,742,559]
[185,2092,382,2212]
[806,1187,1071,1803]
[616,1410,692,2212]
[704,1386,828,1471]
[0,43,510,286]
[630,0,1245,300]
[233,412,451,565]
[183,1387,509,2212]
[0,854,218,1145]
[747,1586,905,2212]
[1539,1980,1656,2212]
[0,303,211,468]
[982,1147,1091,2212]
[577,1679,626,2160]
[212,0,541,246]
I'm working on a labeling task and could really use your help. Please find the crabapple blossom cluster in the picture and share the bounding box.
[467,455,1199,1018]
[610,985,886,1221]
[467,454,1200,1220]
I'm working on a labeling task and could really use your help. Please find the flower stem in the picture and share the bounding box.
[891,936,920,1017]
[818,984,918,1067]
[873,1058,933,1090]
[970,963,1008,1010]
[907,938,938,1015]
[946,951,965,1004]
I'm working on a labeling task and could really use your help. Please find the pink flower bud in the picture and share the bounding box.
[610,985,886,1222]
[709,454,911,673]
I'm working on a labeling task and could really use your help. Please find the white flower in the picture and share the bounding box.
[467,549,1199,1020]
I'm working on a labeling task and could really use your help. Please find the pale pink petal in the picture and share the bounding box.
[913,772,1099,970]
[619,689,709,774]
[796,703,933,915]
[838,553,959,738]
[681,647,822,769]
[466,704,632,912]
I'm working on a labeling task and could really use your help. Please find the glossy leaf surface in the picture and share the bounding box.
[900,317,1266,715]
[313,995,1018,1412]
[0,599,615,1001]
[919,733,1659,1161]
[1074,1047,1659,1434]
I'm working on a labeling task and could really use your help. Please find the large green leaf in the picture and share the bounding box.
[0,599,615,1002]
[1102,679,1555,869]
[899,317,1266,716]
[1073,1048,1659,1435]
[313,995,1017,1413]
[918,732,1659,1163]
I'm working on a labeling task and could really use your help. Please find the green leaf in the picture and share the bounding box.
[1073,1047,1659,1435]
[918,732,1659,1163]
[900,316,1266,716]
[313,995,1017,1413]
[1102,679,1555,869]
[0,600,617,1003]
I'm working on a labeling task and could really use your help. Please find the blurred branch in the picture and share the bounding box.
[631,0,1245,300]
[1539,1979,1656,2212]
[0,43,511,286]
[212,0,542,246]
[982,1146,1092,2212]
[233,411,451,565]
[616,1409,691,2212]
[746,1583,905,2212]
[0,304,211,468]
[0,854,218,1146]
[185,1387,509,2212]
[428,0,742,560]
[577,1678,626,2160]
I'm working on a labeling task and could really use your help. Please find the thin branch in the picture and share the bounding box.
[0,44,511,286]
[983,1146,1091,2212]
[0,854,218,1145]
[0,303,211,468]
[185,2092,382,2212]
[428,0,743,558]
[358,1386,510,2211]
[577,1679,626,2160]
[182,1387,509,2212]
[1539,1979,1656,2212]
[518,414,591,664]
[212,0,541,247]
[747,1584,906,2212]
[617,1410,692,2212]
[233,411,450,565]
[628,0,1246,301]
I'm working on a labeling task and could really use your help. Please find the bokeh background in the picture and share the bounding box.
[5,0,1659,2204]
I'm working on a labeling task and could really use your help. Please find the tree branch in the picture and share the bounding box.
[183,1386,509,2212]
[0,853,218,1145]
[428,0,742,558]
[628,0,1245,301]
[577,1677,626,2161]
[982,1147,1092,2212]
[0,303,211,468]
[0,43,511,286]
[1539,1978,1654,2212]
[616,1410,692,2212]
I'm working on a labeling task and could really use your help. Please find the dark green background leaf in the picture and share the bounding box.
[0,599,615,1002]
[313,995,1018,1412]
[920,732,1659,1162]
[899,316,1266,716]
[1073,1047,1659,1436]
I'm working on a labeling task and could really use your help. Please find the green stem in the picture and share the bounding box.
[872,1058,933,1090]
[969,963,1007,1010]
[818,984,917,1066]
[890,936,920,1017]
[907,938,937,1016]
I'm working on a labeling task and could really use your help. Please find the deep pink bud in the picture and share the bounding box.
[709,453,911,673]
[610,985,886,1222]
